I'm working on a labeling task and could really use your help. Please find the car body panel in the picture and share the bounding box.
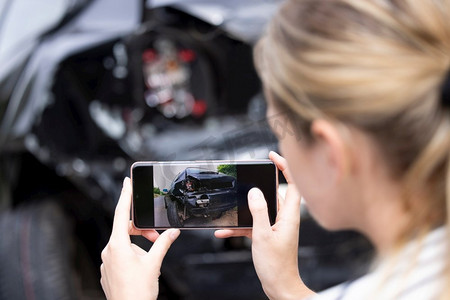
[167,167,238,217]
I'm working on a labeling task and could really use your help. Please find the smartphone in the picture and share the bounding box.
[131,160,278,229]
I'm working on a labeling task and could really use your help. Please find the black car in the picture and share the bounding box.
[164,168,239,227]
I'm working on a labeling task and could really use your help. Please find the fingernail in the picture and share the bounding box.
[169,229,180,241]
[248,188,263,201]
[270,151,280,158]
[123,177,130,186]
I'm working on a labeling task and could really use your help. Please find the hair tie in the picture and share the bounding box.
[441,70,450,108]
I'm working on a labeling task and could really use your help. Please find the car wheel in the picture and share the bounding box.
[210,211,222,220]
[166,199,184,227]
[0,200,79,300]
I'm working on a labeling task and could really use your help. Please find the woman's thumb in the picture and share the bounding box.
[248,188,271,237]
[146,229,180,267]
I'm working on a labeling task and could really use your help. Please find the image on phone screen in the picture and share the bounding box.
[132,161,277,229]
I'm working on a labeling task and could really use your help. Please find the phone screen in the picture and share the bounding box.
[132,160,277,229]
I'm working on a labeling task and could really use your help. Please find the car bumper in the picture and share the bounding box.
[185,191,238,216]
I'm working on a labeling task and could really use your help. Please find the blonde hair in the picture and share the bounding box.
[255,0,450,297]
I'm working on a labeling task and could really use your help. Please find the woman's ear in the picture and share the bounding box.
[310,119,352,182]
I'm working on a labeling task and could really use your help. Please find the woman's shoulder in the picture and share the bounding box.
[309,227,447,300]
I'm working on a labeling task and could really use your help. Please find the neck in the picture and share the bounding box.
[362,198,410,255]
[356,170,411,254]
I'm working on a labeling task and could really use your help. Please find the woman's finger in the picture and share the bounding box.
[128,221,161,242]
[214,229,252,239]
[145,229,180,269]
[269,151,294,183]
[269,151,302,226]
[276,184,301,229]
[111,178,133,242]
[141,230,161,242]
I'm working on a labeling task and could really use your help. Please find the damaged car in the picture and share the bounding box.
[165,168,239,227]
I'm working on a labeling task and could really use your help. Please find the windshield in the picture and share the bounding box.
[186,168,217,175]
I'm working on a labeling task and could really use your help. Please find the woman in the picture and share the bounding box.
[100,0,450,299]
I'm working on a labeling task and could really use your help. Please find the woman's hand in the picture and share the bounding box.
[215,151,315,299]
[100,178,180,300]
